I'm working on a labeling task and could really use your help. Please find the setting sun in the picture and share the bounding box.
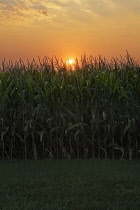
[68,59,74,64]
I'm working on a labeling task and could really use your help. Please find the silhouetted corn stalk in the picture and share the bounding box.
[0,53,140,159]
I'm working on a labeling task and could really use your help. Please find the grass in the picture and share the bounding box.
[0,160,140,210]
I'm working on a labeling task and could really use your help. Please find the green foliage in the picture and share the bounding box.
[0,53,140,159]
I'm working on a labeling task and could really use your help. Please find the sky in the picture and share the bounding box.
[0,0,140,62]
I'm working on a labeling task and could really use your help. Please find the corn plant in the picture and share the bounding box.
[0,53,140,160]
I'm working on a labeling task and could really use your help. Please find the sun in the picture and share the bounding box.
[68,59,74,64]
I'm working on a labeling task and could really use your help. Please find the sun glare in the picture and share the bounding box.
[68,59,74,64]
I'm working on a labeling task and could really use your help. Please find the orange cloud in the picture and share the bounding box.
[0,0,140,61]
[0,1,49,24]
[1,0,140,26]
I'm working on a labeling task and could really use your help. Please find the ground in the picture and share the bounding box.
[0,159,140,210]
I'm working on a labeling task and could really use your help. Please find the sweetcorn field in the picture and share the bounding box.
[0,54,140,160]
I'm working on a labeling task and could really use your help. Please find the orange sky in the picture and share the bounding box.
[0,0,140,62]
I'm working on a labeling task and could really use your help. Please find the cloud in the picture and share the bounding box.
[0,0,140,26]
[114,0,140,15]
[0,0,50,24]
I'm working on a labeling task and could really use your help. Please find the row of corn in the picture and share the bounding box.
[0,54,140,159]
